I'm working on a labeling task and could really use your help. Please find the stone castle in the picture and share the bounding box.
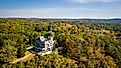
[34,36,55,55]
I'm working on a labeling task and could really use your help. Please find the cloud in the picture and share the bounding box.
[0,8,121,19]
[67,0,117,3]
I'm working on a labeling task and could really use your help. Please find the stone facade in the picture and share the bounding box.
[34,36,55,55]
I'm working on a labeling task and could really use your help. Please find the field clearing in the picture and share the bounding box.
[10,51,36,63]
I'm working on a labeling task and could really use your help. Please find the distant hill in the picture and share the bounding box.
[78,18,121,23]
[1,18,121,24]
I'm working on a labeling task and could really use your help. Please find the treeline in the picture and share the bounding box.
[0,18,121,68]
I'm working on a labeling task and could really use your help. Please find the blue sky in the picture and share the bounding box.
[0,0,121,18]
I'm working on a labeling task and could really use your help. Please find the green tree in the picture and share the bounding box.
[17,44,26,58]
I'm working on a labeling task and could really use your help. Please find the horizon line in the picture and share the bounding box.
[0,16,121,19]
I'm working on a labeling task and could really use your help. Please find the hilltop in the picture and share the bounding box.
[0,18,121,68]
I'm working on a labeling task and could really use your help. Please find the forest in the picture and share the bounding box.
[0,18,121,68]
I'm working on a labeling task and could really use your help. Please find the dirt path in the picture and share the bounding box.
[10,53,35,63]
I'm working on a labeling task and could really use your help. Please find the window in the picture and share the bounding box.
[47,48,50,51]
[46,44,49,47]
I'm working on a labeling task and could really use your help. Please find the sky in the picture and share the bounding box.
[0,0,121,19]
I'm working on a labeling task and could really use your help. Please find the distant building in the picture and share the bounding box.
[34,36,55,55]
